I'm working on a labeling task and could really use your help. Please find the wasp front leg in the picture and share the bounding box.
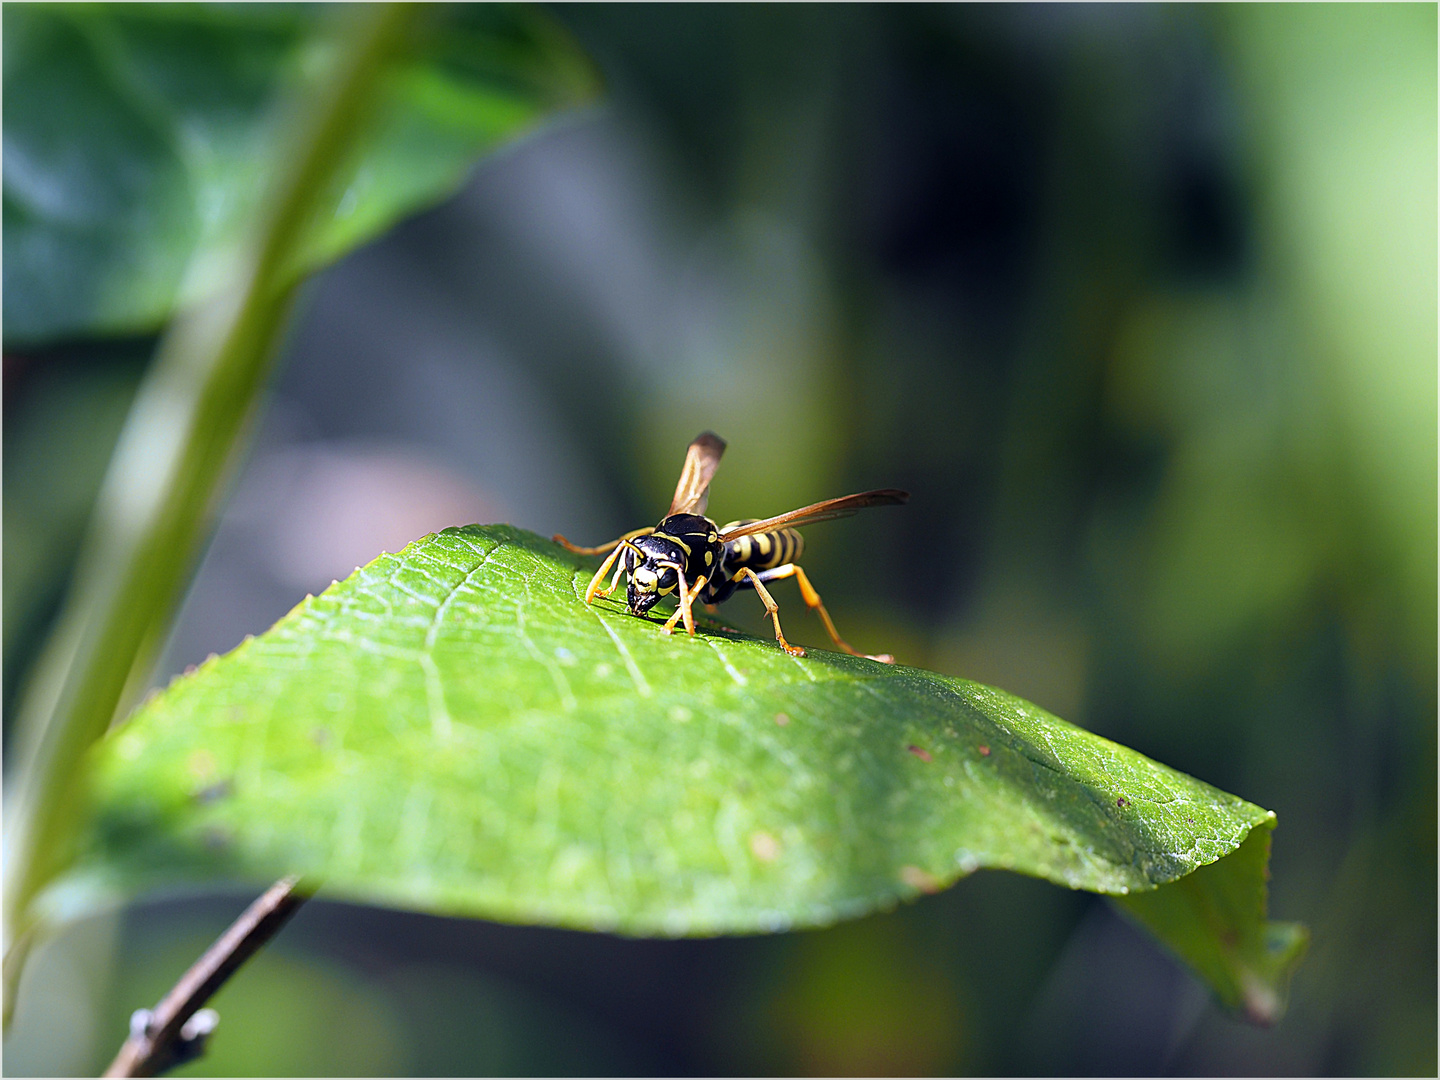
[662,573,707,637]
[583,538,648,605]
[757,563,894,663]
[560,529,652,605]
[582,544,626,604]
[594,548,632,600]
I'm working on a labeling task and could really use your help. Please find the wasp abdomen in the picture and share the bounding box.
[721,522,804,572]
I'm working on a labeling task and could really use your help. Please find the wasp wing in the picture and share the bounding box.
[718,489,909,538]
[667,431,727,516]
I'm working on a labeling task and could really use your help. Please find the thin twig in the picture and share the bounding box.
[103,876,311,1078]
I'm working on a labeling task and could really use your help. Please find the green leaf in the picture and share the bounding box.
[2,3,597,345]
[70,526,1298,1014]
[3,4,597,980]
[1116,818,1309,1024]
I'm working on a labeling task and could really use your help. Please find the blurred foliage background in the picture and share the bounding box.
[4,3,1434,1075]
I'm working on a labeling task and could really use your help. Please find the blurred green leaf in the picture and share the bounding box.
[2,354,147,709]
[2,3,597,345]
[68,526,1297,1011]
[1223,3,1436,667]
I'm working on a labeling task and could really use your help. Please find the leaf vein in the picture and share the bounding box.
[517,571,577,711]
[587,609,653,698]
[705,640,748,687]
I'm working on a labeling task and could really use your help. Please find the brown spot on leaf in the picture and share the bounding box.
[978,745,991,756]
[775,712,790,726]
[907,745,933,762]
[900,865,941,894]
[749,830,781,862]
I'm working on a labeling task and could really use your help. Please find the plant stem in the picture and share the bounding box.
[2,2,414,1007]
[103,876,311,1078]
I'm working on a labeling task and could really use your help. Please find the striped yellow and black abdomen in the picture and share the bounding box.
[720,521,804,573]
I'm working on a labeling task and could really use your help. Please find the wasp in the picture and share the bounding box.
[554,432,908,661]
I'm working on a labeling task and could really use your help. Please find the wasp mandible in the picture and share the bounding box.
[554,432,908,661]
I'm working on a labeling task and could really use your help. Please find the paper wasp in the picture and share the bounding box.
[554,432,908,661]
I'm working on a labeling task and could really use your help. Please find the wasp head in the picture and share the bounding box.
[625,534,685,616]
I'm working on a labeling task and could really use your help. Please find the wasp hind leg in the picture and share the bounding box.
[756,563,895,663]
[732,568,804,657]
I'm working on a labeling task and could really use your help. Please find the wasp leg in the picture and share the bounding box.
[662,567,689,635]
[756,563,894,663]
[732,567,804,657]
[595,549,629,599]
[662,574,708,637]
[554,526,654,557]
[584,543,629,604]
